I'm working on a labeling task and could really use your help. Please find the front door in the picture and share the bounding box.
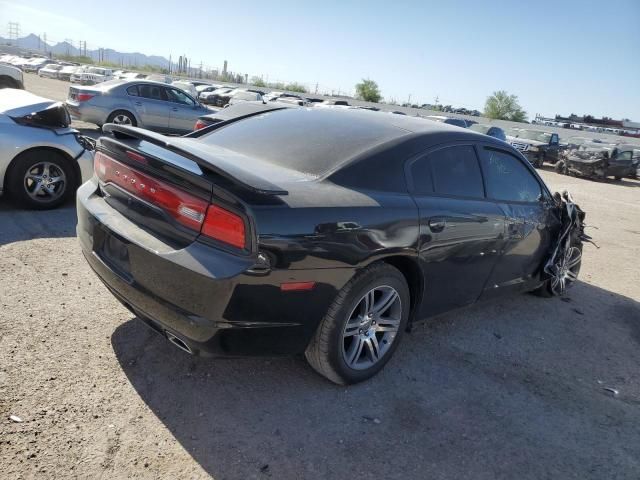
[408,144,506,317]
[477,146,558,298]
[166,87,202,134]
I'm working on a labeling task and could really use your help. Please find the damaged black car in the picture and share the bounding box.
[556,144,639,180]
[78,108,588,384]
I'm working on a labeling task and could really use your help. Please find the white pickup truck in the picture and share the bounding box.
[0,64,25,89]
[71,66,114,85]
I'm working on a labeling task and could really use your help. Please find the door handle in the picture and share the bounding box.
[428,217,446,233]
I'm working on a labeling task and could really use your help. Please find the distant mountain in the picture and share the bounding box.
[0,34,169,69]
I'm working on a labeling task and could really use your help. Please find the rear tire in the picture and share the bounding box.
[305,263,410,385]
[106,110,137,127]
[7,150,76,210]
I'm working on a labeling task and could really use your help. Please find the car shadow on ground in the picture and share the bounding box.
[0,200,77,247]
[111,280,640,479]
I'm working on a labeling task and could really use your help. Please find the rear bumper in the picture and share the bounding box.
[66,101,107,125]
[77,180,351,356]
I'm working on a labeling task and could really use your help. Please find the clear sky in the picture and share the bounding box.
[2,0,639,120]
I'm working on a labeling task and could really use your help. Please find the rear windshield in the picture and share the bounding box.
[198,109,402,176]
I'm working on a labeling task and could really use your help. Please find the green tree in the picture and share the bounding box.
[484,90,527,122]
[251,76,266,87]
[285,82,307,93]
[355,79,382,103]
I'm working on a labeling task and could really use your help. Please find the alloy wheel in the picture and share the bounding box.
[112,114,132,125]
[342,286,402,370]
[23,162,67,203]
[550,246,581,295]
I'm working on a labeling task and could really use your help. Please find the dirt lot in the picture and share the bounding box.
[1,75,639,479]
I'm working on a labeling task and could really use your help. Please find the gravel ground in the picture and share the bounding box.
[1,75,639,480]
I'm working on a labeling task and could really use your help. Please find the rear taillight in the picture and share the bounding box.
[95,151,247,249]
[76,93,95,102]
[201,205,246,249]
[94,151,207,230]
[194,119,208,131]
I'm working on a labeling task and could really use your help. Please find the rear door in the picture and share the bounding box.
[408,143,506,317]
[128,84,170,132]
[477,146,558,298]
[166,87,202,134]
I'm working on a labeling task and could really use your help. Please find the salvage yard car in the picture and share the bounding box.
[555,144,639,180]
[0,89,94,208]
[74,67,114,85]
[66,79,212,134]
[0,63,25,89]
[507,129,561,167]
[469,123,507,141]
[38,63,63,79]
[77,108,586,384]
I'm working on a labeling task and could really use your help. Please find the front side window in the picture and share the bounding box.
[428,145,484,198]
[167,88,195,106]
[480,148,541,202]
[614,151,633,162]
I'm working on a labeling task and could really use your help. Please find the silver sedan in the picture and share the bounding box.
[0,89,94,209]
[65,79,213,134]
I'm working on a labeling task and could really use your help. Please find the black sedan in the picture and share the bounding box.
[78,108,584,384]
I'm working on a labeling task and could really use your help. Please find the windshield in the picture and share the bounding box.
[87,67,106,74]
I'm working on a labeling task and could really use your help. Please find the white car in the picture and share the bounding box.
[22,57,49,73]
[0,89,94,209]
[0,64,24,89]
[74,67,114,85]
[38,64,63,79]
[171,80,198,98]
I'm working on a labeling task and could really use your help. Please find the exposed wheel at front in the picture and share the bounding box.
[305,263,410,384]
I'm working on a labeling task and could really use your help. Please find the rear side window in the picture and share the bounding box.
[409,157,433,195]
[480,148,541,202]
[126,85,138,96]
[138,85,166,101]
[428,145,484,198]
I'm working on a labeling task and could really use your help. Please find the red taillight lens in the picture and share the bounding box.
[201,205,246,249]
[194,119,208,130]
[76,93,95,102]
[94,151,208,230]
[95,152,247,248]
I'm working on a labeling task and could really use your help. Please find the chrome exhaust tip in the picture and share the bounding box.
[165,331,192,355]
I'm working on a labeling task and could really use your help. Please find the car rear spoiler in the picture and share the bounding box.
[102,124,288,195]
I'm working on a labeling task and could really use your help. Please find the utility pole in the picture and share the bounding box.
[64,38,73,56]
[408,94,412,105]
[315,83,318,94]
[7,22,20,45]
[43,33,47,53]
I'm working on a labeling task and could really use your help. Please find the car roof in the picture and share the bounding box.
[196,107,503,178]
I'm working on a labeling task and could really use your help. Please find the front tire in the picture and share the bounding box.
[7,150,76,209]
[107,110,137,126]
[305,263,410,385]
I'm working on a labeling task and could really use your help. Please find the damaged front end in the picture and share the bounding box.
[559,147,610,178]
[542,191,594,296]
